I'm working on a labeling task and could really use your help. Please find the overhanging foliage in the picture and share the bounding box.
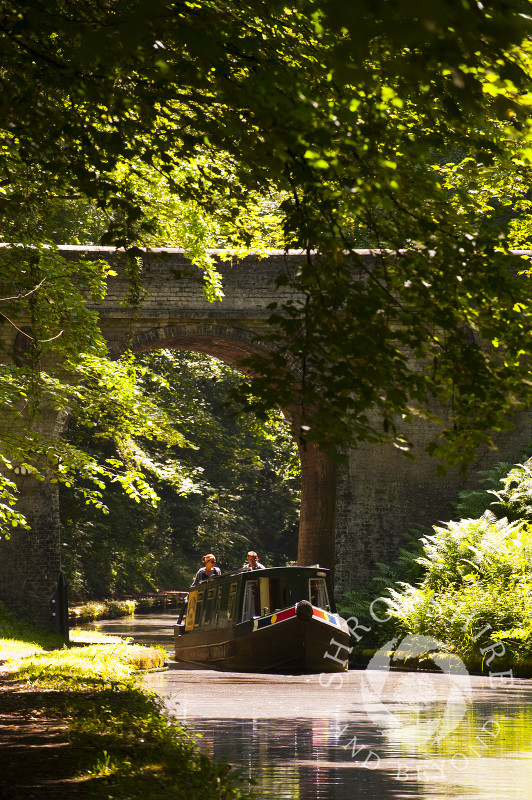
[3,1,532,532]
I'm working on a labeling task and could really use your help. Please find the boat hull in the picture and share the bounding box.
[174,611,351,673]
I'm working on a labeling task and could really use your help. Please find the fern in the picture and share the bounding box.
[340,448,532,669]
[454,447,532,520]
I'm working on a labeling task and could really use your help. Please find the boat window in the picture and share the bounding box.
[185,591,197,631]
[227,582,238,622]
[242,579,260,621]
[309,578,329,609]
[203,587,216,625]
[214,585,223,625]
[269,577,287,612]
[194,590,204,627]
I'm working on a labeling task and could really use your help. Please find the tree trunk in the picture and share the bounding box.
[297,441,337,578]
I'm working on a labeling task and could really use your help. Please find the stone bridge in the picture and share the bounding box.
[2,246,532,627]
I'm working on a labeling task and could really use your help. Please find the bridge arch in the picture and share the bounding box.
[127,322,264,366]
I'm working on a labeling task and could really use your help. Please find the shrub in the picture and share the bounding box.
[454,448,532,521]
[69,599,137,624]
[416,514,532,590]
[385,515,532,673]
[338,451,532,672]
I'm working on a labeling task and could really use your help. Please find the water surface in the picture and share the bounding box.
[84,611,532,799]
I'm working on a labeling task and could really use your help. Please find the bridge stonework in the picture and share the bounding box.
[2,246,532,626]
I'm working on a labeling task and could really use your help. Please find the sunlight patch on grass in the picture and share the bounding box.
[69,629,126,645]
[0,637,44,656]
[4,641,167,683]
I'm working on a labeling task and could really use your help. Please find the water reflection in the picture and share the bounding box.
[179,710,532,800]
[85,612,532,799]
[179,716,448,798]
[148,663,532,799]
[80,611,176,653]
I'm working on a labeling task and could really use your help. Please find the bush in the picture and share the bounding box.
[385,515,532,673]
[416,514,532,589]
[454,448,532,521]
[69,599,137,624]
[339,452,532,674]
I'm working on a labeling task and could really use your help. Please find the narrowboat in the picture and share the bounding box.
[174,566,352,673]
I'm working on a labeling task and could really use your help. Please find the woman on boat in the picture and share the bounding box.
[191,554,221,586]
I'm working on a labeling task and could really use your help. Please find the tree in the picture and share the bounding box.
[2,1,532,537]
[60,351,300,597]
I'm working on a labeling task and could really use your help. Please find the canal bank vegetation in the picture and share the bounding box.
[339,454,532,677]
[70,598,138,624]
[69,595,186,624]
[0,603,250,799]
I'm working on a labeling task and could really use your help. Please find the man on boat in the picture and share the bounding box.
[242,551,265,571]
[191,554,221,585]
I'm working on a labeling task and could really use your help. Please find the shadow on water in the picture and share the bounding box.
[85,612,532,800]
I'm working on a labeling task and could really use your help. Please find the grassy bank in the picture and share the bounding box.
[69,599,138,624]
[0,604,250,799]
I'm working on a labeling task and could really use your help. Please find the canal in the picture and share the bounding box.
[83,611,532,799]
